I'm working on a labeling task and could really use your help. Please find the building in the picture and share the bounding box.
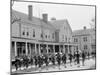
[50,19,75,54]
[72,26,96,54]
[11,5,77,60]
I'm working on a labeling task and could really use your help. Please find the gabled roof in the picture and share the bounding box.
[11,10,56,31]
[50,19,72,32]
[72,28,95,36]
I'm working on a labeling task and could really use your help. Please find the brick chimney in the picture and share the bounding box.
[28,5,33,21]
[42,13,48,22]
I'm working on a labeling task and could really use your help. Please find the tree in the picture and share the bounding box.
[90,17,96,30]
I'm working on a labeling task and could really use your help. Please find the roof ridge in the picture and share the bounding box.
[12,9,55,30]
[50,19,68,22]
[73,28,93,32]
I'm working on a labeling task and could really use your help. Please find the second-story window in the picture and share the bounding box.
[45,35,47,38]
[41,34,43,38]
[27,32,29,36]
[66,37,67,42]
[48,35,50,39]
[84,45,88,50]
[52,33,54,39]
[33,29,35,37]
[62,35,64,40]
[22,31,25,35]
[74,38,78,42]
[83,37,87,42]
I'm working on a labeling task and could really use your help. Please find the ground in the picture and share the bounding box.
[12,57,96,74]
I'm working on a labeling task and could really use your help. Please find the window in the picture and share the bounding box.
[84,45,88,50]
[41,34,43,38]
[66,37,67,41]
[48,35,50,39]
[33,29,35,37]
[52,33,54,39]
[74,38,78,42]
[83,37,87,42]
[62,35,64,39]
[22,31,25,35]
[76,46,78,50]
[27,32,29,36]
[69,38,70,42]
[45,35,47,38]
[91,45,96,50]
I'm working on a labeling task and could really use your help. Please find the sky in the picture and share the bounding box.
[12,1,95,30]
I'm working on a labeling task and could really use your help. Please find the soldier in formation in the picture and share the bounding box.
[76,51,80,67]
[56,52,61,69]
[62,53,67,68]
[69,53,73,66]
[82,51,86,66]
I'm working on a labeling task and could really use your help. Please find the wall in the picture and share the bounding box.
[11,22,20,37]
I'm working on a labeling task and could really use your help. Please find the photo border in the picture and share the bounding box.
[10,0,96,74]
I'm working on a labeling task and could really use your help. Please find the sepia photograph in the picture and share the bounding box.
[11,0,96,74]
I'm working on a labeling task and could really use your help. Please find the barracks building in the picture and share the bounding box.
[11,5,83,60]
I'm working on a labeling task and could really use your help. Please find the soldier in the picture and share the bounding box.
[14,56,19,70]
[56,52,61,69]
[51,55,56,66]
[69,53,73,66]
[62,53,67,68]
[82,51,86,66]
[25,56,29,69]
[73,52,77,65]
[76,51,80,67]
[30,57,33,67]
[34,55,38,68]
[39,55,42,67]
[44,55,49,70]
[38,55,42,71]
[87,52,90,60]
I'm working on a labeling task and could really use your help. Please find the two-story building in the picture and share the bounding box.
[50,19,75,54]
[11,5,77,60]
[72,26,96,54]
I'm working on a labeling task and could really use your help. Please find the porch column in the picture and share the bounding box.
[53,45,55,54]
[71,45,74,54]
[68,45,69,54]
[26,42,28,55]
[69,45,72,54]
[59,45,61,53]
[46,44,48,54]
[35,43,37,54]
[38,44,41,55]
[63,45,65,53]
[29,44,31,56]
[15,41,17,56]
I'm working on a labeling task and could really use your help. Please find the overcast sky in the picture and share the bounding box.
[12,1,95,30]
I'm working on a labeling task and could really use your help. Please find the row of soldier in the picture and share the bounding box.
[12,50,95,71]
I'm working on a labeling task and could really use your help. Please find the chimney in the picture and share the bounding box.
[28,5,33,21]
[42,13,48,22]
[83,26,86,30]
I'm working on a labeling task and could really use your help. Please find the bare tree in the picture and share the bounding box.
[90,17,96,30]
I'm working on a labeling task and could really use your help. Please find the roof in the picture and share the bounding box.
[72,28,95,36]
[11,10,56,31]
[50,19,72,32]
